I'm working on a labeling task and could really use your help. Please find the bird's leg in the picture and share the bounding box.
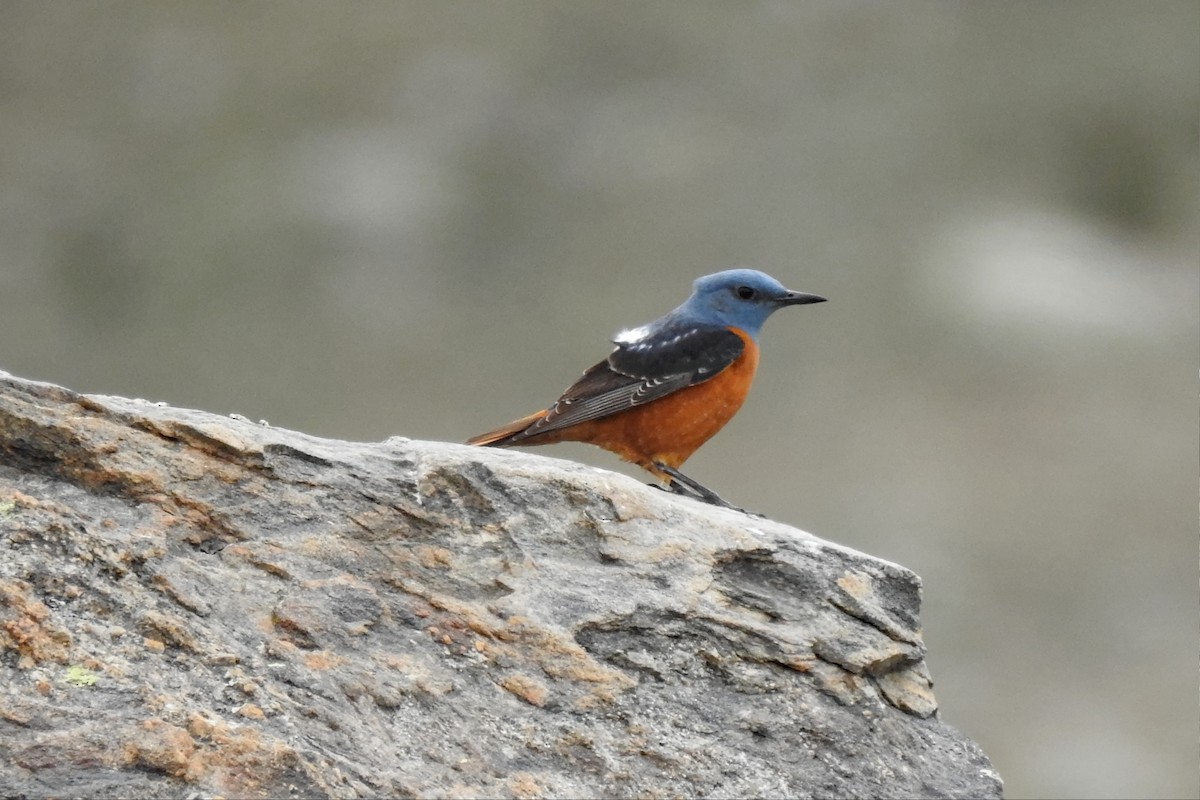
[662,467,730,506]
[652,463,762,517]
[651,463,724,503]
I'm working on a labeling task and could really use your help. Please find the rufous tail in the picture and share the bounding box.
[465,409,549,447]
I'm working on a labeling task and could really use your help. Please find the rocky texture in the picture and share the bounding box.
[0,370,1001,799]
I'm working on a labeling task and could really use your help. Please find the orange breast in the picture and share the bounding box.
[557,329,760,478]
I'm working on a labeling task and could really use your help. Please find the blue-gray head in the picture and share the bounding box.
[676,268,826,338]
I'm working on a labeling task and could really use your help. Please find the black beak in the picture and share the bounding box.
[779,290,827,306]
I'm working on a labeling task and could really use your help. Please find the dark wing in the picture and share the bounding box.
[515,324,744,439]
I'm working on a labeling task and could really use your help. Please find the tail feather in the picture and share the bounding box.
[465,410,549,447]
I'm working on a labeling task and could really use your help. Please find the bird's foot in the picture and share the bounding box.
[652,463,764,517]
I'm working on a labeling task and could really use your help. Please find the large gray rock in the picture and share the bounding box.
[0,371,1001,799]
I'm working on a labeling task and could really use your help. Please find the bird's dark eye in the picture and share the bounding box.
[735,285,756,300]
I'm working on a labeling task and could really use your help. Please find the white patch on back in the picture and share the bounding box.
[613,324,652,345]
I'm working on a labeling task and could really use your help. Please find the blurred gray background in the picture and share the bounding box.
[1,3,1196,797]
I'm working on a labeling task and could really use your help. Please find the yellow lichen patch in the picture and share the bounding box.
[63,665,99,686]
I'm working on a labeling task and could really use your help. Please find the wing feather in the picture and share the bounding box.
[514,324,744,439]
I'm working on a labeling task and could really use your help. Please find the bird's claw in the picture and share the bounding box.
[649,463,763,517]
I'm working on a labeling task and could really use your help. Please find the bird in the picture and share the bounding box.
[466,269,826,510]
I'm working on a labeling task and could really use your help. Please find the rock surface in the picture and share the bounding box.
[0,370,1002,799]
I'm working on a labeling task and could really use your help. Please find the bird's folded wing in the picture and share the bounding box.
[522,325,745,436]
